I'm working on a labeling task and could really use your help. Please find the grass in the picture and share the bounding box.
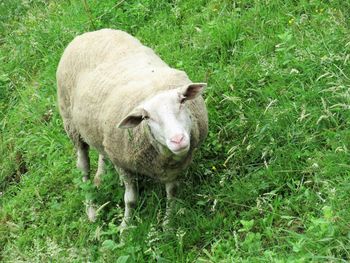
[1,0,350,261]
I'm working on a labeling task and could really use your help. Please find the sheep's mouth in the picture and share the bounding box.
[170,145,190,156]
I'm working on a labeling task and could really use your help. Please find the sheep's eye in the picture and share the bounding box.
[180,96,186,104]
[143,115,150,120]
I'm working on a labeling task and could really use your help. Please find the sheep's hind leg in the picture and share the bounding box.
[163,181,179,228]
[76,140,97,222]
[119,169,138,231]
[76,141,90,182]
[94,154,105,187]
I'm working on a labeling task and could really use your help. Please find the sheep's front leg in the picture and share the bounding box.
[120,173,138,230]
[164,181,179,227]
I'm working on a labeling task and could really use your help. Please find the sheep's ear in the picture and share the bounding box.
[180,83,207,100]
[118,108,149,129]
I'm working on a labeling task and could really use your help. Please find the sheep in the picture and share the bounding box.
[56,29,208,228]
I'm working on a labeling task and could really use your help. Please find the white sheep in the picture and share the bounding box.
[56,29,208,228]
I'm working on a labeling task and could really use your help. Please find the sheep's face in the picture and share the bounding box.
[118,83,206,156]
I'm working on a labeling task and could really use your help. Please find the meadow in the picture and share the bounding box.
[1,0,350,261]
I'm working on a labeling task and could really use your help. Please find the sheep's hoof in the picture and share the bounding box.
[162,217,174,232]
[119,220,136,234]
[86,205,97,222]
[119,221,129,244]
[120,220,128,232]
[93,176,101,188]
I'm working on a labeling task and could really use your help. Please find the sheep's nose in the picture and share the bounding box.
[170,134,184,145]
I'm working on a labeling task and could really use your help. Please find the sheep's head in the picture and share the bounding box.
[118,83,206,156]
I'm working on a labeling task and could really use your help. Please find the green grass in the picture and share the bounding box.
[1,0,350,261]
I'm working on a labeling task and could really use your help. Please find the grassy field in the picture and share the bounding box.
[1,0,350,261]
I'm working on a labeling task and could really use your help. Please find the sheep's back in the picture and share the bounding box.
[56,29,165,119]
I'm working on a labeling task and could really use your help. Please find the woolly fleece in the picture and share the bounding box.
[56,29,208,182]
